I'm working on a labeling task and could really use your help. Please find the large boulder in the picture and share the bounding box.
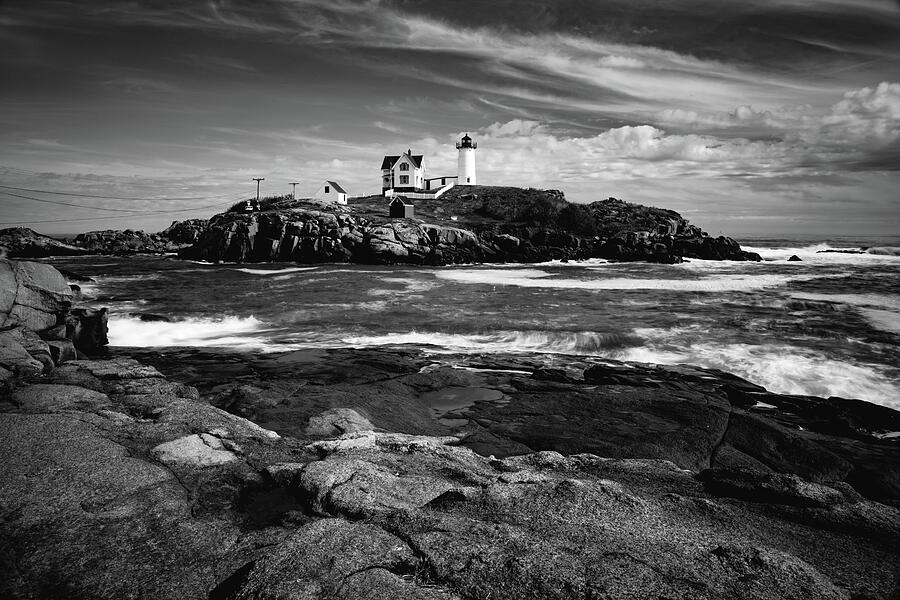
[0,260,106,376]
[0,259,73,331]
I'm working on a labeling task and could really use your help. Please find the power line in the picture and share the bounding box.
[0,183,241,202]
[0,190,156,213]
[0,204,227,226]
[0,195,245,226]
[1,189,248,213]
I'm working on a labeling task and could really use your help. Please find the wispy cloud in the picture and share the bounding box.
[1,0,898,234]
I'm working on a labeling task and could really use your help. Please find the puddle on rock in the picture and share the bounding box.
[419,386,505,414]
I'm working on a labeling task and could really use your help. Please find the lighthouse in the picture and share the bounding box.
[456,133,477,185]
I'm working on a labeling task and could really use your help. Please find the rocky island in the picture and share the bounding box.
[1,187,760,264]
[1,258,897,599]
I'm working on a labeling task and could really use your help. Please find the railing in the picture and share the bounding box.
[383,183,455,200]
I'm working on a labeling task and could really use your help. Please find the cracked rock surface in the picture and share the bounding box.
[1,349,898,599]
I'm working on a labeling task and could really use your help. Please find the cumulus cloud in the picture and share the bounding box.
[815,82,900,146]
[483,120,545,137]
[654,82,900,168]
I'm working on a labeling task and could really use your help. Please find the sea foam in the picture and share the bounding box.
[341,330,643,355]
[233,266,319,275]
[627,326,900,409]
[433,269,831,292]
[108,314,272,348]
[789,292,900,334]
[343,327,898,407]
[741,243,900,263]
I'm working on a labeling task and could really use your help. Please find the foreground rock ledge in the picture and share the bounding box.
[1,355,898,599]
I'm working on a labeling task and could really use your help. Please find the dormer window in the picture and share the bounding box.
[399,163,409,171]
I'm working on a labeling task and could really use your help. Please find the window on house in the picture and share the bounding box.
[400,175,409,184]
[467,177,470,182]
[399,163,409,171]
[325,186,330,193]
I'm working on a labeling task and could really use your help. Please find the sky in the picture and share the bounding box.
[0,0,898,237]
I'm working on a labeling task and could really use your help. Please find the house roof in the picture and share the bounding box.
[325,180,346,194]
[390,196,412,206]
[381,153,423,170]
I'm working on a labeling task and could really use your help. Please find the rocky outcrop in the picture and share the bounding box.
[0,227,88,259]
[0,357,294,600]
[179,191,760,265]
[0,259,109,385]
[74,228,181,255]
[160,218,208,245]
[135,347,900,508]
[2,189,759,264]
[1,350,897,599]
[178,206,497,266]
[0,219,211,257]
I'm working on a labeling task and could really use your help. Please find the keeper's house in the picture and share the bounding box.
[381,150,425,194]
[381,135,476,199]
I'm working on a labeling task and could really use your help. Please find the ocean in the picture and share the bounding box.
[46,236,900,410]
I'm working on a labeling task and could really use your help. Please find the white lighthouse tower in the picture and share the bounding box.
[456,133,477,185]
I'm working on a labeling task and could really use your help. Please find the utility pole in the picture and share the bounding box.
[289,182,300,200]
[252,178,264,201]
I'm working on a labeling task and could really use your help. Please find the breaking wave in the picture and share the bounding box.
[341,327,898,407]
[340,330,644,355]
[626,326,900,408]
[434,268,833,292]
[866,247,900,256]
[108,314,273,348]
[789,292,900,335]
[233,266,319,275]
[619,342,899,410]
[741,243,900,263]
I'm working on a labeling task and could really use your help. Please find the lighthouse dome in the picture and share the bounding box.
[456,133,477,149]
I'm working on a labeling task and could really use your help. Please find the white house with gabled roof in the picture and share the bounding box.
[381,149,425,194]
[315,180,347,204]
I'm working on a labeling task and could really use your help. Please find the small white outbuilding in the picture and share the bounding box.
[315,180,347,204]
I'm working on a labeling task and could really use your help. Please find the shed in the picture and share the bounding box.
[389,197,414,219]
[315,180,348,204]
